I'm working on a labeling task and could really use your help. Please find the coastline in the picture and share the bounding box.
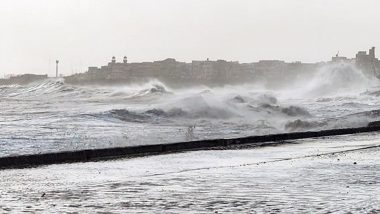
[1,125,380,169]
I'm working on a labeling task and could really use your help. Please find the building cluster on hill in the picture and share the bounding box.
[1,47,379,86]
[63,47,380,87]
[331,47,379,76]
[63,57,321,87]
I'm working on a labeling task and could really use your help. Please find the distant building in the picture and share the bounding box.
[370,47,375,58]
[355,47,379,76]
[88,66,100,73]
[331,51,350,63]
[257,60,285,65]
[331,56,349,63]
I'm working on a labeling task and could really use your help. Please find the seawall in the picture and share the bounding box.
[1,126,380,170]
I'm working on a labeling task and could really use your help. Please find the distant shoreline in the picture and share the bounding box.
[2,47,379,87]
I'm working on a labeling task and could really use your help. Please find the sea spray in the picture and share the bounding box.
[1,67,380,156]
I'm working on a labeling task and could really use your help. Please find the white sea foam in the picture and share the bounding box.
[1,64,380,155]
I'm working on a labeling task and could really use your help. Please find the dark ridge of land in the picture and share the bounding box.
[1,125,380,170]
[0,74,48,85]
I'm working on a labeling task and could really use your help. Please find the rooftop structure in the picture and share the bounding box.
[331,52,349,62]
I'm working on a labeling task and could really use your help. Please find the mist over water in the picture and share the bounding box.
[296,63,377,97]
[1,62,380,156]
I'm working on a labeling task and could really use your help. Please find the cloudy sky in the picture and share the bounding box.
[1,0,380,76]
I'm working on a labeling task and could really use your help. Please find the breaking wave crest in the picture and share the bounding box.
[109,80,171,98]
[108,106,232,122]
[100,90,313,133]
[0,78,78,97]
[0,78,172,99]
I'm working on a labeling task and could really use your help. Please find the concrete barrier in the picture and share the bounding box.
[1,125,380,169]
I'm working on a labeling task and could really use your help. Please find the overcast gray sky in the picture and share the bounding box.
[1,0,380,76]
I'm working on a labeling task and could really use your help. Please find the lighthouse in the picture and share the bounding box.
[56,60,59,77]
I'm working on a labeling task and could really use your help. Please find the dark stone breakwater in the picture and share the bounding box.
[1,125,380,170]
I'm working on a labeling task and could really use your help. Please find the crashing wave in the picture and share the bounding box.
[107,105,235,123]
[136,83,170,96]
[249,103,311,117]
[285,119,327,131]
[0,78,79,97]
[297,63,377,97]
[109,80,171,98]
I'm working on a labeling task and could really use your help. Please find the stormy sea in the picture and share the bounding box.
[1,63,380,156]
[1,62,380,213]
